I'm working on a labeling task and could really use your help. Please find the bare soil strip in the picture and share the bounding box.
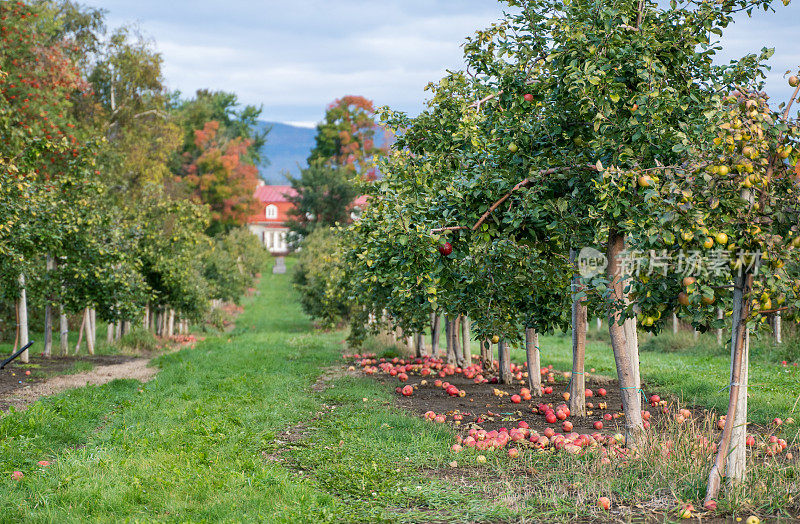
[0,358,157,412]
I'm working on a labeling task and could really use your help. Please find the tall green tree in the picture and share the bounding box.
[285,161,360,239]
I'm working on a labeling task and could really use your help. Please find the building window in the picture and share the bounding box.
[265,204,278,219]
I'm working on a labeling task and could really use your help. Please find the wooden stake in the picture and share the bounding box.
[525,327,541,396]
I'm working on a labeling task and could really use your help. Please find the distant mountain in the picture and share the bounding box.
[255,121,317,184]
[254,120,395,184]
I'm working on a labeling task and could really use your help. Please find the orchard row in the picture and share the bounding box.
[296,0,800,508]
[1,1,269,361]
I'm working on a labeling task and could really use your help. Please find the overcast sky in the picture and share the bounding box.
[83,0,800,127]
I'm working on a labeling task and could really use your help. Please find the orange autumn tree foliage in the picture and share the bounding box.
[308,95,389,180]
[0,0,94,175]
[182,120,260,235]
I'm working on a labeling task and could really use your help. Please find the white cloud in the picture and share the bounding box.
[85,0,800,122]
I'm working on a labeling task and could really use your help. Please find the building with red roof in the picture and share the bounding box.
[247,182,368,254]
[247,183,297,254]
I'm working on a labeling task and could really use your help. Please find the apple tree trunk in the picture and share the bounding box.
[43,256,55,357]
[59,305,69,356]
[525,327,541,395]
[498,339,512,385]
[570,293,588,416]
[705,270,753,504]
[570,249,588,415]
[75,308,86,355]
[461,315,471,365]
[445,318,454,365]
[480,339,493,371]
[430,312,441,358]
[606,231,644,448]
[18,274,29,363]
[87,308,96,355]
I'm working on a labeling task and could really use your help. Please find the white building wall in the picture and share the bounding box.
[248,223,290,255]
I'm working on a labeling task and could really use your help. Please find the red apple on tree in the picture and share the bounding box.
[438,242,453,256]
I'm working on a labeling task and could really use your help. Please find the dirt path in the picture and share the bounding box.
[0,358,157,412]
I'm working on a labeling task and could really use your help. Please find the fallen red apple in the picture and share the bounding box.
[598,496,611,510]
[508,447,520,458]
[594,421,603,430]
[401,385,414,396]
[11,471,23,481]
[597,388,607,397]
[545,412,557,424]
[650,394,660,405]
[511,394,521,404]
[585,388,593,397]
[562,421,573,432]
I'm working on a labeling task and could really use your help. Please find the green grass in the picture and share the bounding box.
[1,263,797,522]
[503,329,800,435]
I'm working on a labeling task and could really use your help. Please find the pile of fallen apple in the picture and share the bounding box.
[344,353,795,462]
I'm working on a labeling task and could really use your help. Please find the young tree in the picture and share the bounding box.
[285,161,360,238]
